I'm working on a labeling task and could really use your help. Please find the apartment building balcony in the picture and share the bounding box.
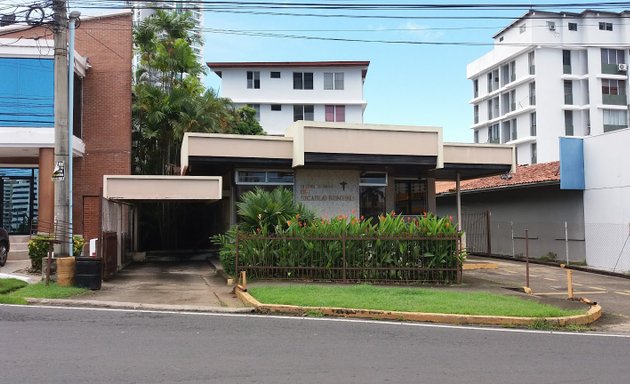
[602,94,627,105]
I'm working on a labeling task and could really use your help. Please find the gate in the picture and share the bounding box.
[461,211,491,255]
[102,231,118,279]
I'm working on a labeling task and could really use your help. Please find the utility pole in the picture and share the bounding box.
[52,0,70,257]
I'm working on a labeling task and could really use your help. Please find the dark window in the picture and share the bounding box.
[394,180,427,216]
[568,22,578,31]
[247,71,260,89]
[271,104,282,111]
[293,105,314,121]
[599,22,613,31]
[293,72,313,90]
[73,74,83,138]
[270,71,281,78]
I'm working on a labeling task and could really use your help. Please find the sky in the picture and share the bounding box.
[2,1,629,142]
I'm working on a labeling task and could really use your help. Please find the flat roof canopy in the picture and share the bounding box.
[103,176,222,201]
[181,122,515,180]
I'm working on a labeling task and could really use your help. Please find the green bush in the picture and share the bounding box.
[236,187,314,234]
[213,210,464,280]
[28,235,86,271]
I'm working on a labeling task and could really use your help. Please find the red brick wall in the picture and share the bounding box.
[3,13,133,241]
[73,13,133,241]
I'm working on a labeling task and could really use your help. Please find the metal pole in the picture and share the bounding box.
[456,171,462,232]
[53,0,70,256]
[525,229,530,289]
[68,11,80,256]
[511,221,515,258]
[565,221,569,265]
[486,210,492,256]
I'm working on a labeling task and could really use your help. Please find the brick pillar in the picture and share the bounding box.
[38,148,54,233]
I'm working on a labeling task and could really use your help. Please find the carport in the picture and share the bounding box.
[100,175,222,277]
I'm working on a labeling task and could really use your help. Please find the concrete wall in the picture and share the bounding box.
[294,169,360,218]
[437,185,586,263]
[583,128,630,271]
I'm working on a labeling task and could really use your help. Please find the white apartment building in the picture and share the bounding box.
[468,10,630,165]
[206,61,369,135]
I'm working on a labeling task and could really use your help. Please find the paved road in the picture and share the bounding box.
[1,306,628,384]
[466,257,630,333]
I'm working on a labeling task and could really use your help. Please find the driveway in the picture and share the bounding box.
[465,256,630,333]
[76,261,245,309]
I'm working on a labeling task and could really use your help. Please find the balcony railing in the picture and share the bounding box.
[602,94,627,105]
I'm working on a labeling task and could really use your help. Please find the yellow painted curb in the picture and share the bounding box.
[236,289,601,327]
[462,262,498,270]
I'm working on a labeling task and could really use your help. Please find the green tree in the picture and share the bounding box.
[132,10,261,176]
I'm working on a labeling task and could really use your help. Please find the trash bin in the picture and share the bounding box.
[75,257,102,290]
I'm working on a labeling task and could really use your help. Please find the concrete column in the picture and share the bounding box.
[38,148,55,233]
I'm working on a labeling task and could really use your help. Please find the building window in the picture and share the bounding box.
[565,110,574,136]
[601,48,626,74]
[531,143,537,164]
[519,24,526,34]
[271,104,282,111]
[473,79,479,98]
[488,124,499,143]
[530,112,536,136]
[325,105,345,122]
[599,22,613,31]
[546,21,556,31]
[324,72,344,90]
[529,82,536,105]
[293,72,313,90]
[487,69,499,93]
[603,109,628,132]
[235,170,294,198]
[474,105,479,124]
[247,71,260,89]
[563,50,572,74]
[602,79,627,105]
[501,119,517,143]
[394,179,427,216]
[568,22,578,31]
[564,80,573,104]
[487,96,499,120]
[293,104,314,121]
[528,50,535,75]
[474,129,479,143]
[247,104,260,121]
[270,71,281,78]
[359,172,386,221]
[500,61,516,86]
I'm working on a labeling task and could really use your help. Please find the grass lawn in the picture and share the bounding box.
[0,278,28,294]
[0,280,88,305]
[249,284,583,318]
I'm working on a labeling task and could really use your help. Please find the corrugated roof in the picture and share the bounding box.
[436,161,560,194]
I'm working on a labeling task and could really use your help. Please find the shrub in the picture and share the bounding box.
[213,211,464,280]
[236,187,314,234]
[28,235,86,271]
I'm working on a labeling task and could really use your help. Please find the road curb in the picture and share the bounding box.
[235,289,602,327]
[25,298,256,314]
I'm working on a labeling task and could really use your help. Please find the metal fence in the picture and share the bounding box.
[235,233,462,284]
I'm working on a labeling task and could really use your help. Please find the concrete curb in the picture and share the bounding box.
[25,298,255,314]
[0,272,40,284]
[235,289,602,327]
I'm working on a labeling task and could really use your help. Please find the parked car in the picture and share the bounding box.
[0,227,9,266]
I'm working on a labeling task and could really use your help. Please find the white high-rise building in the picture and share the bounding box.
[128,1,204,63]
[468,10,630,165]
[206,61,369,135]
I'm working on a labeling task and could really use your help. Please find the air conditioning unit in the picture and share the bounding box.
[618,63,628,71]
